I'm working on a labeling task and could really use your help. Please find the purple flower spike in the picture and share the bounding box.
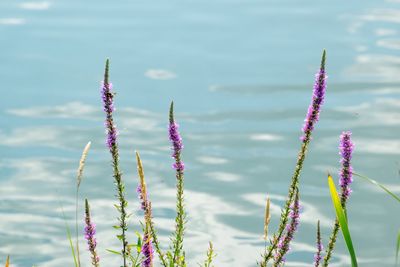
[321,132,355,266]
[84,199,100,267]
[136,184,147,211]
[169,102,185,173]
[274,190,301,266]
[101,65,118,151]
[142,233,154,267]
[169,122,184,155]
[301,50,327,143]
[339,131,354,204]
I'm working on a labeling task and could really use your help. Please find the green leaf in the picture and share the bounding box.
[136,234,142,253]
[396,229,400,266]
[328,175,358,267]
[353,172,400,203]
[65,224,78,267]
[106,249,122,255]
[59,204,78,267]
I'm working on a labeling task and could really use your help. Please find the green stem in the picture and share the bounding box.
[172,166,185,264]
[261,139,310,265]
[112,154,128,267]
[149,215,168,266]
[322,219,339,266]
[75,188,81,267]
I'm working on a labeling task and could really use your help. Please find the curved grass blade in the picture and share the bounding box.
[353,172,400,203]
[396,229,400,266]
[328,175,358,267]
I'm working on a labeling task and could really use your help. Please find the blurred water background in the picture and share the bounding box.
[1,0,400,266]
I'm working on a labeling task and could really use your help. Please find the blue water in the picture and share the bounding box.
[1,1,400,266]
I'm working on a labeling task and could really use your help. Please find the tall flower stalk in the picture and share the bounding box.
[169,101,186,265]
[84,199,100,267]
[322,131,354,266]
[314,220,323,267]
[101,59,129,266]
[135,151,156,267]
[75,141,91,267]
[261,50,327,266]
[272,189,300,267]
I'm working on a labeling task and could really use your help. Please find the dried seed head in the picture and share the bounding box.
[77,141,91,188]
[264,197,271,240]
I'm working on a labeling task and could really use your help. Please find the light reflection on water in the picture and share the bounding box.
[1,0,400,266]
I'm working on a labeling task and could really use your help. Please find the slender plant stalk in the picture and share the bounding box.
[136,151,155,267]
[323,132,354,266]
[136,151,168,266]
[75,141,91,267]
[314,220,323,267]
[75,188,81,267]
[84,199,100,267]
[272,189,300,266]
[261,50,327,266]
[149,218,168,266]
[169,101,187,265]
[5,255,9,267]
[261,139,308,266]
[323,219,339,266]
[203,242,216,267]
[101,59,129,266]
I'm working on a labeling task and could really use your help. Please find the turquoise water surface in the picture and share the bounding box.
[1,1,400,266]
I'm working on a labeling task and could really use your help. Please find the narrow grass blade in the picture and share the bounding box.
[328,175,358,267]
[60,204,78,267]
[5,255,9,267]
[106,249,122,255]
[353,172,400,203]
[396,229,400,266]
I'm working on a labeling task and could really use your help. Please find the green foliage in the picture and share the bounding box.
[328,175,358,267]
